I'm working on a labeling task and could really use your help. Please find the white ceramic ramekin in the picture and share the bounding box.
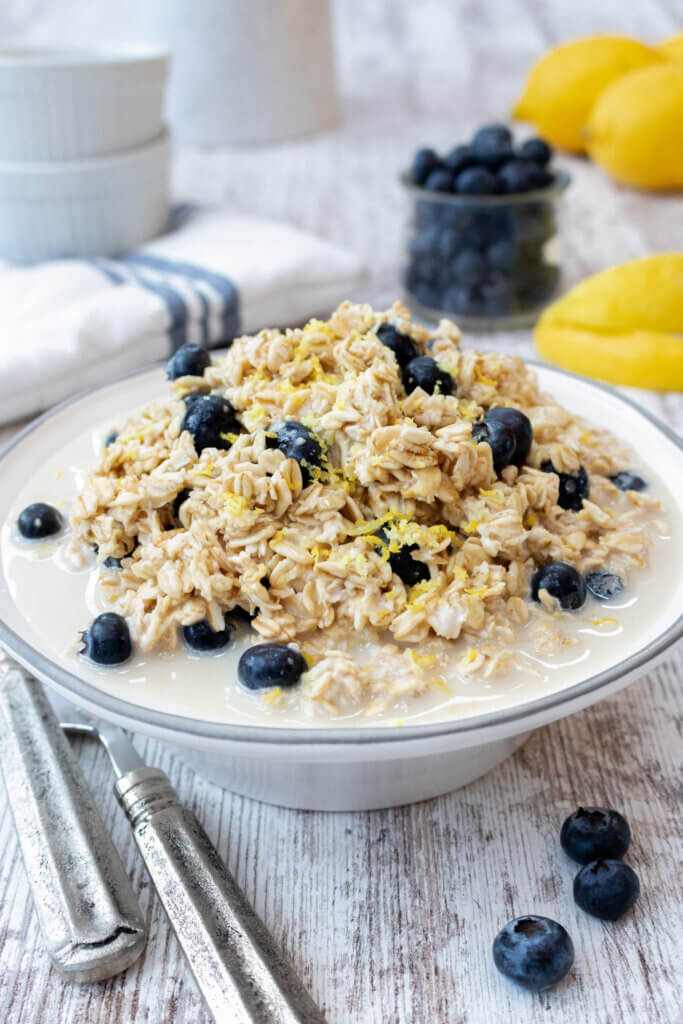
[0,131,171,263]
[0,365,681,810]
[0,47,168,161]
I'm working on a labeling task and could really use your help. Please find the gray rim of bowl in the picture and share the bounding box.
[0,359,680,747]
[399,168,571,205]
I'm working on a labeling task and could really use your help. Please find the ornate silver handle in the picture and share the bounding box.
[116,766,326,1024]
[0,668,146,982]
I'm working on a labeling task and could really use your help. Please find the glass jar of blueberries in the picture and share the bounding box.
[402,124,570,329]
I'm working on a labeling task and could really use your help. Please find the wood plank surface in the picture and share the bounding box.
[0,1,681,1022]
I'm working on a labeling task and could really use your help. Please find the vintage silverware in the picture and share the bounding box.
[55,700,326,1024]
[0,666,147,982]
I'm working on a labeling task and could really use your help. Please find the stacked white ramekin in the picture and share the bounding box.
[0,47,170,263]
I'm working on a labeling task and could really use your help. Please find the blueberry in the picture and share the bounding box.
[238,643,308,690]
[480,274,512,316]
[525,162,554,189]
[492,916,574,992]
[436,226,463,261]
[484,407,533,465]
[486,239,516,271]
[104,431,118,447]
[471,420,516,474]
[541,462,589,512]
[183,619,235,652]
[573,859,640,921]
[376,527,430,587]
[424,168,454,193]
[411,147,440,185]
[183,390,207,409]
[497,159,537,194]
[444,144,476,175]
[561,807,631,864]
[408,223,441,257]
[403,356,453,396]
[442,285,483,317]
[585,571,625,600]
[103,553,131,570]
[412,282,441,310]
[166,343,211,380]
[454,166,499,195]
[531,562,587,610]
[471,124,514,169]
[609,471,647,492]
[377,322,419,369]
[453,248,487,286]
[181,394,241,454]
[80,612,132,665]
[519,137,553,165]
[17,502,63,540]
[275,421,324,486]
[173,488,192,519]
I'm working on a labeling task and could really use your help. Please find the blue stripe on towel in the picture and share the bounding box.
[121,253,240,343]
[93,258,189,352]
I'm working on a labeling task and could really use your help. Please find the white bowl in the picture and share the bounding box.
[0,363,680,810]
[0,47,168,161]
[0,131,170,264]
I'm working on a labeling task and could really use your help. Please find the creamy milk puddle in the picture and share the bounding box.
[2,413,677,728]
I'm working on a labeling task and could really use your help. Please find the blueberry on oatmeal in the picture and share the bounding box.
[484,407,533,465]
[610,471,647,492]
[471,419,517,474]
[403,356,453,396]
[531,562,586,610]
[274,421,324,486]
[183,619,235,652]
[585,571,625,600]
[17,502,63,540]
[376,526,430,587]
[166,343,211,380]
[376,322,420,369]
[104,430,118,447]
[541,461,589,512]
[238,643,308,690]
[181,394,241,454]
[80,613,132,665]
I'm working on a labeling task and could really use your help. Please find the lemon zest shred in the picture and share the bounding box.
[474,366,498,388]
[460,519,480,534]
[593,617,619,627]
[464,586,488,598]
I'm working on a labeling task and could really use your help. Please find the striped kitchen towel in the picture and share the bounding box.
[0,205,366,424]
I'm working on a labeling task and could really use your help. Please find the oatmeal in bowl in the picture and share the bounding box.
[4,301,674,732]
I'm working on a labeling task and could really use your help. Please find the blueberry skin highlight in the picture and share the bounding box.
[561,807,631,864]
[81,613,132,666]
[531,562,587,610]
[183,619,235,652]
[493,916,574,992]
[610,471,647,492]
[573,859,640,921]
[17,502,63,540]
[238,643,308,690]
[274,421,324,487]
[166,343,211,380]
[181,394,241,454]
[484,407,533,465]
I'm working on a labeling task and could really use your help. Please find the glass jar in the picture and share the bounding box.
[401,170,570,330]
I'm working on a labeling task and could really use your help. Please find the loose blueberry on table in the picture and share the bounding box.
[166,343,212,380]
[561,807,631,864]
[406,124,560,318]
[492,916,574,992]
[238,643,308,691]
[80,612,132,666]
[183,619,235,652]
[531,562,587,610]
[573,859,640,921]
[17,502,63,540]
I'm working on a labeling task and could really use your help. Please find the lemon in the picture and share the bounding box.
[585,63,683,189]
[535,254,683,391]
[659,32,683,62]
[513,36,663,152]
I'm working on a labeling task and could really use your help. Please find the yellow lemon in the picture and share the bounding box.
[535,254,683,391]
[585,63,683,189]
[659,32,683,62]
[513,36,663,152]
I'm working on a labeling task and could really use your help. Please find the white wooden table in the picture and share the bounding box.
[0,2,682,1022]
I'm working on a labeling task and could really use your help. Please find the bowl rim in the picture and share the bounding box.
[0,46,169,69]
[0,360,680,748]
[0,129,171,176]
[399,168,571,206]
